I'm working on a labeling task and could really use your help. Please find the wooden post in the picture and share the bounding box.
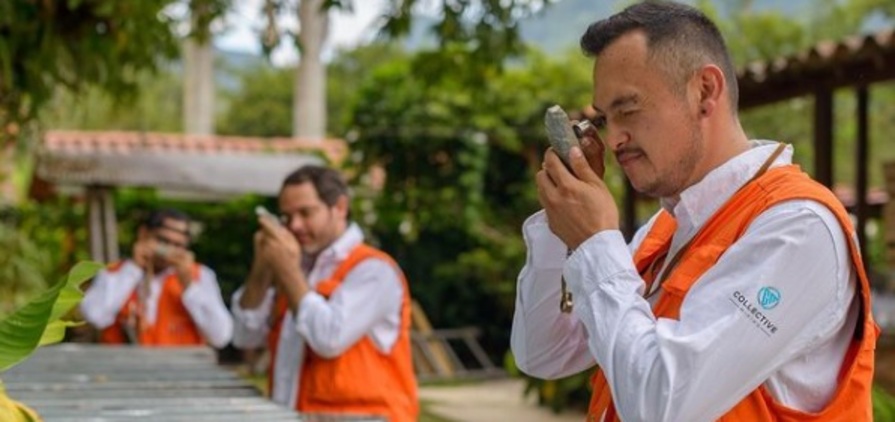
[86,186,119,263]
[102,189,119,262]
[814,89,834,187]
[855,86,870,275]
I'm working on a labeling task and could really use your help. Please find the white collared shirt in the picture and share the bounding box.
[80,260,234,349]
[231,223,405,409]
[511,141,859,422]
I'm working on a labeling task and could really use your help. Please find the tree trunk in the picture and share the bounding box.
[293,0,329,140]
[183,38,215,135]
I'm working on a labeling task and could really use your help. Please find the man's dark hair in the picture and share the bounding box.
[142,208,191,237]
[282,165,350,208]
[580,1,739,111]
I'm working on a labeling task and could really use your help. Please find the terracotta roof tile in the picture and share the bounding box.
[41,130,348,163]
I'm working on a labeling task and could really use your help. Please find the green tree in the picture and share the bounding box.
[349,46,595,357]
[0,0,181,145]
[256,0,560,137]
[217,42,407,138]
[40,68,184,133]
[217,66,293,137]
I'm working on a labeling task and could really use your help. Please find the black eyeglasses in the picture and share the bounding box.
[152,233,189,249]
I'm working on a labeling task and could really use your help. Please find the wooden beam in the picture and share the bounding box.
[855,86,870,275]
[814,89,834,188]
[739,53,895,109]
[623,177,637,241]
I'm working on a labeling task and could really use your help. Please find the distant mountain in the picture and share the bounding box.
[519,1,615,54]
[517,0,821,54]
[216,48,267,91]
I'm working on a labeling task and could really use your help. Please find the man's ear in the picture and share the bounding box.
[137,226,150,241]
[692,64,725,118]
[334,195,350,220]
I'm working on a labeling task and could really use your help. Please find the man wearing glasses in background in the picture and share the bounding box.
[230,165,417,422]
[80,208,233,348]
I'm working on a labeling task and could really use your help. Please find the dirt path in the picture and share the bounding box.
[419,378,584,422]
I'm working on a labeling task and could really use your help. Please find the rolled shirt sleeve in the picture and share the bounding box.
[180,266,234,349]
[80,260,143,329]
[231,286,276,349]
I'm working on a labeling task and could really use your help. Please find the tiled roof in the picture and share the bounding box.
[42,130,348,163]
[32,130,350,198]
[738,29,895,108]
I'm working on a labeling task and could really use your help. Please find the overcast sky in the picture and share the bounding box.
[215,0,389,65]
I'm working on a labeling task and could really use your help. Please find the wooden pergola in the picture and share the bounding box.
[31,130,347,263]
[620,29,895,266]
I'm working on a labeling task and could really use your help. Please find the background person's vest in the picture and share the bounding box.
[268,244,418,422]
[588,165,878,421]
[99,263,205,346]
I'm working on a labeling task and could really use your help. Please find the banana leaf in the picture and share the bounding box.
[0,261,102,372]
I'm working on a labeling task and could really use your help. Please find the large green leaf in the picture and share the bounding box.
[0,261,102,372]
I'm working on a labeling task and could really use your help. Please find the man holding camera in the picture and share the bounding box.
[80,208,233,348]
[231,165,418,422]
[511,2,875,421]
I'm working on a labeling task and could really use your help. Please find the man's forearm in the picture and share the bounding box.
[239,261,273,309]
[280,264,310,312]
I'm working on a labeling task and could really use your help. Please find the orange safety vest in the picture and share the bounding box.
[267,244,419,422]
[588,165,878,421]
[99,262,205,346]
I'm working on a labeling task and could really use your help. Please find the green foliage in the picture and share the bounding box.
[381,0,557,64]
[327,43,408,138]
[0,0,180,144]
[187,0,232,43]
[218,42,408,138]
[876,386,895,421]
[0,201,89,318]
[40,67,184,133]
[217,66,293,137]
[0,224,51,318]
[349,46,595,358]
[0,261,101,372]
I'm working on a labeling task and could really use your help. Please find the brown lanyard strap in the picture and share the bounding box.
[644,142,788,299]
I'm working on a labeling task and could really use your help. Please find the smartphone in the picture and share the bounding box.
[255,205,282,226]
[153,243,172,258]
[544,105,582,169]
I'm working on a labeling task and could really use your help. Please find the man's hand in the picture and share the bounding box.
[537,146,619,251]
[238,229,276,310]
[168,248,196,289]
[257,216,308,310]
[132,238,155,272]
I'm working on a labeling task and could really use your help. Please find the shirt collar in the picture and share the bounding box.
[661,140,793,229]
[315,222,365,263]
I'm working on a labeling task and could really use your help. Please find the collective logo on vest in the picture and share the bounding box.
[757,286,781,310]
[729,287,780,337]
